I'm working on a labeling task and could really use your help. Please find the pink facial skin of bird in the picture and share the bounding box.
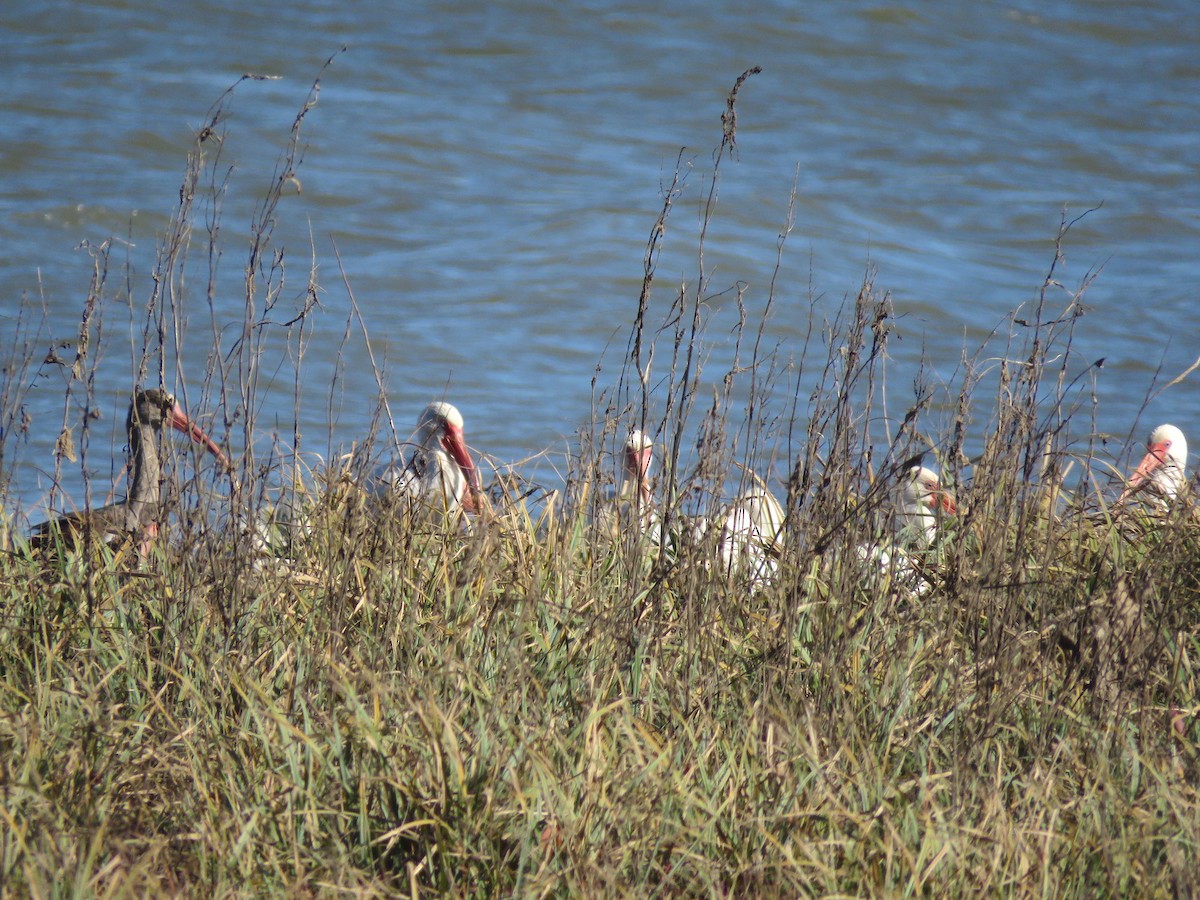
[919,474,957,515]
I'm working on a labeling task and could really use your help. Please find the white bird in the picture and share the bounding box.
[858,461,957,595]
[372,401,481,517]
[1119,423,1188,505]
[692,476,786,591]
[593,428,665,547]
[894,463,958,546]
[622,428,655,513]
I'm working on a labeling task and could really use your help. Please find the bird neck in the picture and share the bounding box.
[432,449,466,507]
[1154,460,1184,495]
[896,492,936,546]
[125,420,162,529]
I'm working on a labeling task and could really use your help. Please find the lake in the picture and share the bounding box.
[2,0,1198,521]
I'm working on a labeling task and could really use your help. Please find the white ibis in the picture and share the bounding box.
[691,477,786,591]
[858,460,957,595]
[1119,424,1188,505]
[895,462,958,546]
[593,428,666,547]
[31,388,228,551]
[622,428,654,512]
[372,401,482,517]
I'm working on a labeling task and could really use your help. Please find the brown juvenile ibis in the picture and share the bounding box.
[31,388,228,552]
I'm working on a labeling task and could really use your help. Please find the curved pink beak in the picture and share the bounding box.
[1128,441,1170,490]
[926,488,956,515]
[441,422,480,503]
[167,404,230,470]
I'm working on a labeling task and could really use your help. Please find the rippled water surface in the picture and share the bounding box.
[2,0,1198,516]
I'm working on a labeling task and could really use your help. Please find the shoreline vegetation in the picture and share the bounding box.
[2,67,1198,896]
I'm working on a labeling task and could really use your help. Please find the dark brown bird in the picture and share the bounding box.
[31,389,228,552]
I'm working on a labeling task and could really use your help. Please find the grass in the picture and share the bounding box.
[1,67,1198,897]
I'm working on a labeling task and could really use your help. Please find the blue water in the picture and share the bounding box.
[2,0,1198,519]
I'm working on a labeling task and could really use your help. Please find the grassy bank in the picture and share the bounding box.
[2,69,1198,897]
[3,435,1198,896]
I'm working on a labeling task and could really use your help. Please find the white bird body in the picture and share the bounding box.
[698,481,786,591]
[372,402,480,518]
[1120,424,1187,505]
[858,462,956,596]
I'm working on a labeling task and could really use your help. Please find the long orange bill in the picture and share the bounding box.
[167,405,230,470]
